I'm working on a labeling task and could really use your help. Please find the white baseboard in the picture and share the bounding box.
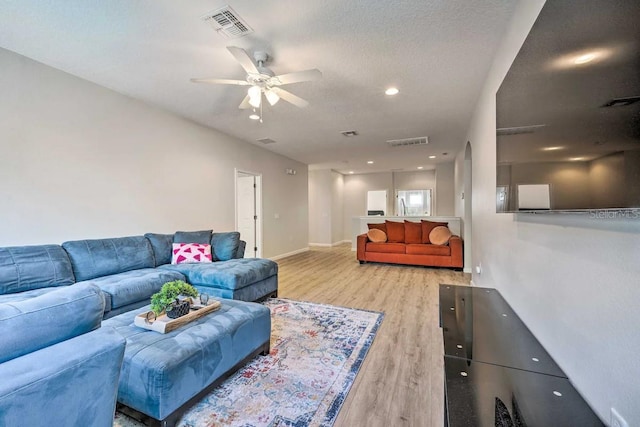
[463,267,472,273]
[269,247,309,261]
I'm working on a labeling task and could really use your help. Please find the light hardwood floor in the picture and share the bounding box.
[276,244,470,427]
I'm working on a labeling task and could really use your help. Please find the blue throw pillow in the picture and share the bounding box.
[144,233,173,266]
[173,230,212,245]
[211,232,241,261]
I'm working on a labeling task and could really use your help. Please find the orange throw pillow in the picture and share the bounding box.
[367,228,387,243]
[404,221,422,244]
[421,220,448,244]
[385,220,405,243]
[368,223,387,233]
[429,226,452,245]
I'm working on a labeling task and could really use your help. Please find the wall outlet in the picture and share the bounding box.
[475,262,482,275]
[611,408,628,427]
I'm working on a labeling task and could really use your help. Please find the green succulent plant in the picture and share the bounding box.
[150,280,198,315]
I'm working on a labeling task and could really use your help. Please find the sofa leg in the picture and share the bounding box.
[359,260,365,264]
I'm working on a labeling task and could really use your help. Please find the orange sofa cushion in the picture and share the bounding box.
[368,223,386,233]
[367,229,387,243]
[385,221,405,243]
[430,226,452,245]
[404,221,422,244]
[405,244,451,256]
[365,242,406,254]
[421,220,448,244]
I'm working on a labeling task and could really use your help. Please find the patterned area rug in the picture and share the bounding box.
[114,298,384,427]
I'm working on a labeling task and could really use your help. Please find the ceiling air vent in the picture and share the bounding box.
[497,124,546,136]
[601,96,640,107]
[387,137,428,147]
[341,130,358,137]
[257,138,276,145]
[201,6,253,39]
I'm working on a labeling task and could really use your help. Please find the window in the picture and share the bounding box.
[397,189,432,216]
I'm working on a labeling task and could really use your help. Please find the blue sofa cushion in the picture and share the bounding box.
[0,283,104,364]
[0,287,64,305]
[62,236,155,281]
[144,233,173,266]
[211,232,241,261]
[236,240,246,259]
[0,326,126,427]
[0,245,75,295]
[160,258,277,290]
[173,230,212,245]
[79,268,185,310]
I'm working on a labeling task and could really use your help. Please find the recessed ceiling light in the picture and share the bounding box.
[367,160,374,164]
[349,171,354,174]
[385,87,399,96]
[249,114,260,120]
[417,166,424,170]
[569,157,585,161]
[429,155,436,159]
[574,53,596,64]
[542,146,563,151]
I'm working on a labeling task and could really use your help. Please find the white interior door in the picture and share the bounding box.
[236,171,262,258]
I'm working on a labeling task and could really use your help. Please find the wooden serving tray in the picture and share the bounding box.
[134,300,222,334]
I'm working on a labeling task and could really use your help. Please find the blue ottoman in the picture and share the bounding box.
[103,299,271,427]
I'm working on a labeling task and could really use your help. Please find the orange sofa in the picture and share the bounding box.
[356,220,463,270]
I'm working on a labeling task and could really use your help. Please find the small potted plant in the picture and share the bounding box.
[150,280,199,319]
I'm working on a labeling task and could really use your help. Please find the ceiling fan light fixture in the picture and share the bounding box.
[265,90,280,106]
[249,114,260,120]
[248,86,261,108]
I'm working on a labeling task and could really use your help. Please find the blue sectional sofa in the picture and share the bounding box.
[0,283,126,427]
[0,229,277,426]
[0,229,278,318]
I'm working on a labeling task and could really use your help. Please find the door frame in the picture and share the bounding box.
[234,169,263,258]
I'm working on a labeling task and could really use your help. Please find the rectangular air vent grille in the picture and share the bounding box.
[497,124,546,136]
[387,137,429,147]
[257,138,276,144]
[201,6,253,39]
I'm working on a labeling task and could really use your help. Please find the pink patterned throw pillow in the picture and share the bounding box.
[171,243,213,264]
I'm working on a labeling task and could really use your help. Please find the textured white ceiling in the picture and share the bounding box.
[0,0,519,174]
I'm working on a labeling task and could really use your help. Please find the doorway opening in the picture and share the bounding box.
[464,141,472,273]
[235,170,262,258]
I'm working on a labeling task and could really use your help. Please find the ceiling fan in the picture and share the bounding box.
[191,46,322,110]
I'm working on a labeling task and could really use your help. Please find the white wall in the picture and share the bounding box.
[466,1,640,425]
[308,169,332,245]
[343,172,394,240]
[435,162,455,215]
[0,48,308,258]
[308,169,345,245]
[331,171,344,244]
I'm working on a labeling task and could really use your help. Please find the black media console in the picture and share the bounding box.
[439,284,604,427]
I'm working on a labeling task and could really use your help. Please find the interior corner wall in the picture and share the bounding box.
[0,48,308,258]
[466,1,640,425]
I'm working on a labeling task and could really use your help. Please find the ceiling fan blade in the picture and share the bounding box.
[227,46,259,75]
[238,94,252,109]
[272,88,309,108]
[190,78,250,85]
[272,69,322,85]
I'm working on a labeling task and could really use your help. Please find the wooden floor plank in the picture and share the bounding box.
[276,244,470,427]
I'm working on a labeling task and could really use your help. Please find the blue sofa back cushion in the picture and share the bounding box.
[211,232,241,261]
[144,233,173,266]
[173,230,212,245]
[62,236,155,282]
[0,283,104,364]
[0,245,75,295]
